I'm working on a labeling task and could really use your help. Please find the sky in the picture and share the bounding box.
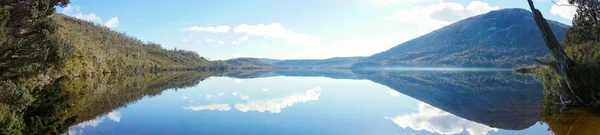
[58,0,577,60]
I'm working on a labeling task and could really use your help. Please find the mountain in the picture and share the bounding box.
[356,8,570,68]
[255,58,284,64]
[266,57,365,69]
[220,58,278,69]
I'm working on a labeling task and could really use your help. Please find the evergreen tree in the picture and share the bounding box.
[565,0,600,44]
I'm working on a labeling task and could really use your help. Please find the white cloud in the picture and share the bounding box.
[218,93,225,96]
[386,1,499,34]
[104,17,120,28]
[182,25,231,33]
[388,90,401,97]
[386,102,498,135]
[234,87,321,113]
[183,96,188,99]
[374,0,433,5]
[182,38,188,42]
[205,94,215,100]
[62,5,80,14]
[231,36,250,45]
[62,5,122,28]
[205,37,215,43]
[62,5,102,22]
[550,0,576,20]
[106,111,121,122]
[234,23,321,46]
[239,94,250,100]
[239,36,249,41]
[217,41,225,44]
[183,104,232,111]
[232,92,239,96]
[234,79,242,83]
[262,88,269,92]
[72,13,102,22]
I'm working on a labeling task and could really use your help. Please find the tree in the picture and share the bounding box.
[565,0,600,44]
[0,0,72,78]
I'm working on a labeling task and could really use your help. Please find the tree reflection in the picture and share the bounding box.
[0,71,212,134]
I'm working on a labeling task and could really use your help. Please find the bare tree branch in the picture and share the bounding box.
[551,0,576,7]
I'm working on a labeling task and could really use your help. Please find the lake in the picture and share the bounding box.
[41,69,596,135]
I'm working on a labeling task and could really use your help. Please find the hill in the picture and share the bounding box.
[356,8,570,68]
[216,58,278,69]
[255,58,284,64]
[53,14,214,76]
[264,57,365,69]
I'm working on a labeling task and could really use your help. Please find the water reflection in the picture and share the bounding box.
[541,108,600,135]
[182,104,232,111]
[234,87,321,113]
[365,71,544,130]
[68,111,122,135]
[2,69,599,134]
[386,102,498,135]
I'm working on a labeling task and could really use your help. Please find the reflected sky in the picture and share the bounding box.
[66,73,553,135]
[386,102,498,135]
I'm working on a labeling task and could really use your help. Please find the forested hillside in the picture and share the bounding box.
[54,14,212,76]
[260,57,365,69]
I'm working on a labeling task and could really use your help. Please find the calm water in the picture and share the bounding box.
[58,70,597,135]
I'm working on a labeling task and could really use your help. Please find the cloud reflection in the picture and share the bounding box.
[106,111,121,122]
[182,104,232,111]
[234,87,321,113]
[388,90,401,97]
[386,102,498,135]
[68,111,122,135]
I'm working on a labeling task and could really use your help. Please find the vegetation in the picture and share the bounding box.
[522,0,600,107]
[214,58,277,70]
[53,14,213,76]
[0,0,72,79]
[0,71,214,134]
[272,57,365,69]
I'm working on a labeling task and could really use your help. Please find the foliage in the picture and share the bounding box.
[567,0,600,43]
[273,57,365,69]
[0,80,34,111]
[0,0,73,79]
[522,0,600,107]
[0,103,23,135]
[53,14,212,76]
[0,71,217,134]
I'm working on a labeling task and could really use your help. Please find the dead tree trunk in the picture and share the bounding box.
[527,0,588,103]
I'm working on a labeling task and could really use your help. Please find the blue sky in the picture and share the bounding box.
[59,0,576,60]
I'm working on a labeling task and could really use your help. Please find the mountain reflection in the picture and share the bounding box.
[364,70,544,130]
[5,69,600,134]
